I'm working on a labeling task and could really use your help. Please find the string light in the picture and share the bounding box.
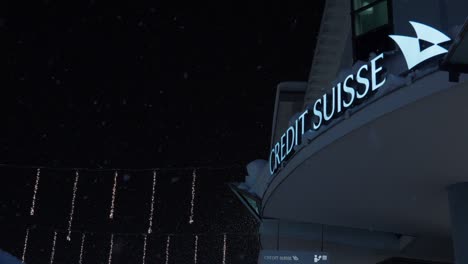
[30,168,41,216]
[165,235,171,264]
[189,169,197,224]
[141,234,147,264]
[108,234,114,264]
[49,231,57,264]
[79,233,86,264]
[109,171,118,219]
[67,170,80,241]
[193,235,199,264]
[6,222,256,238]
[21,228,29,263]
[222,233,227,264]
[147,170,157,234]
[10,166,255,263]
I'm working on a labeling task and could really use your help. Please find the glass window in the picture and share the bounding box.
[243,194,259,215]
[229,184,261,220]
[354,0,389,36]
[353,0,379,10]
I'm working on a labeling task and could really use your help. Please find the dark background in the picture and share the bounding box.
[0,1,323,263]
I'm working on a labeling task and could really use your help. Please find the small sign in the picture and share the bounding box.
[259,250,329,264]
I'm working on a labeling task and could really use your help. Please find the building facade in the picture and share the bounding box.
[232,0,468,263]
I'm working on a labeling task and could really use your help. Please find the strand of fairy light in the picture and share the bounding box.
[108,234,114,264]
[21,228,29,263]
[193,235,199,264]
[147,170,157,234]
[141,234,147,264]
[30,168,41,215]
[79,233,86,264]
[109,171,118,219]
[49,231,57,264]
[222,233,227,264]
[67,170,80,241]
[189,169,197,224]
[165,235,171,264]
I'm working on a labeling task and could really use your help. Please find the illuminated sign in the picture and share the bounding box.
[389,21,451,70]
[269,53,386,175]
[259,250,329,264]
[269,22,450,176]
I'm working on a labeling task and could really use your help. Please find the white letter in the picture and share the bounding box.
[313,98,323,130]
[371,53,386,91]
[297,110,308,138]
[336,83,342,113]
[342,74,355,108]
[274,142,281,165]
[295,118,299,145]
[323,87,336,121]
[269,148,276,175]
[286,126,295,155]
[280,134,286,161]
[356,64,370,99]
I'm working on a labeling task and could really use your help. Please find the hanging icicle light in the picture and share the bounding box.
[67,170,80,241]
[165,235,171,264]
[147,170,157,234]
[193,235,199,264]
[142,234,148,264]
[109,171,118,219]
[189,169,197,224]
[49,231,57,264]
[21,228,29,263]
[30,168,41,216]
[222,233,227,264]
[79,233,86,264]
[108,234,114,264]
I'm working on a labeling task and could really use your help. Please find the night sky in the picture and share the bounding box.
[0,1,323,263]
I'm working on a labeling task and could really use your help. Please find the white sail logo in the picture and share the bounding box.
[389,21,451,70]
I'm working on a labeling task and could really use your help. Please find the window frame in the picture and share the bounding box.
[351,0,394,61]
[228,183,261,222]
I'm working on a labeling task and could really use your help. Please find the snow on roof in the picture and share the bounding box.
[0,250,22,264]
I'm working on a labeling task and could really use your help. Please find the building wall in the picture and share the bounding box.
[270,83,307,149]
[260,220,454,263]
[260,1,468,263]
[447,1,468,30]
[393,0,466,39]
[392,0,442,37]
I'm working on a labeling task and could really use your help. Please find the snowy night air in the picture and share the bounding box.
[2,1,468,264]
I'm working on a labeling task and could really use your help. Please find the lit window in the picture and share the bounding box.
[244,195,260,215]
[353,0,379,10]
[228,184,261,221]
[352,0,393,61]
[354,0,389,36]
